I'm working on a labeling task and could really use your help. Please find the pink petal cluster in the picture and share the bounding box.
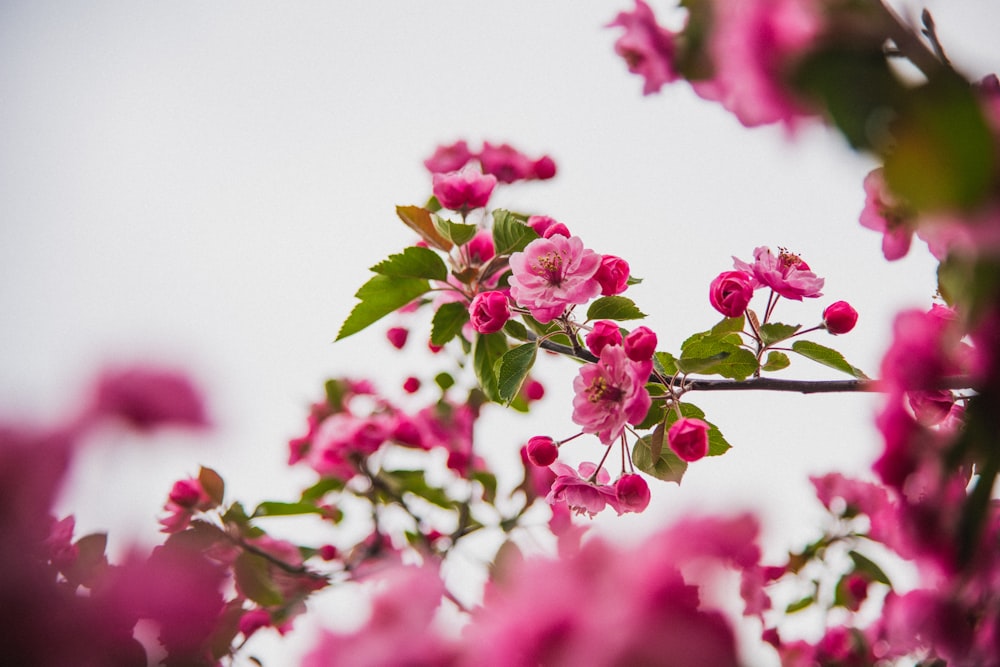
[860,167,915,261]
[546,461,621,517]
[709,270,754,317]
[89,365,208,431]
[468,290,510,334]
[423,140,556,183]
[508,234,602,323]
[432,166,497,212]
[571,343,652,445]
[691,0,822,128]
[733,245,824,300]
[607,0,678,95]
[594,254,631,295]
[422,140,473,174]
[667,416,710,462]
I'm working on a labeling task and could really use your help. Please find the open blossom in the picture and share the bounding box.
[423,140,473,174]
[860,167,914,261]
[607,0,678,95]
[478,142,535,183]
[432,167,497,211]
[572,344,652,444]
[546,461,621,517]
[709,270,754,317]
[733,246,823,300]
[508,234,602,323]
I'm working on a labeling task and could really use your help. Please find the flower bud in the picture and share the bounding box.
[532,155,557,180]
[469,291,511,334]
[667,417,710,462]
[594,255,630,296]
[526,435,558,467]
[432,167,497,211]
[586,320,623,356]
[523,379,545,401]
[624,326,657,361]
[823,301,858,335]
[168,478,205,509]
[402,377,421,394]
[542,223,571,239]
[709,271,754,318]
[615,474,651,513]
[386,327,409,349]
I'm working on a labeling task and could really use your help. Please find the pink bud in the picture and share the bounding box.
[709,271,754,318]
[526,435,558,467]
[386,327,409,349]
[168,478,204,509]
[527,215,564,237]
[466,229,495,265]
[823,301,858,335]
[428,341,443,354]
[318,544,339,561]
[432,167,497,211]
[667,417,710,462]
[586,320,623,356]
[402,377,421,394]
[239,609,272,637]
[594,255,630,296]
[532,155,557,180]
[523,379,545,401]
[542,223,571,239]
[615,474,651,513]
[624,326,657,361]
[469,291,511,334]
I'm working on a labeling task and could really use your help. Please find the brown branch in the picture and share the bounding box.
[869,0,954,80]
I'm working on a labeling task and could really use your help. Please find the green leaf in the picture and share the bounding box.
[371,246,448,281]
[762,350,791,372]
[848,550,892,586]
[758,322,801,347]
[586,296,646,321]
[434,372,455,391]
[495,343,538,405]
[711,315,745,336]
[791,340,867,378]
[252,501,327,518]
[785,596,815,614]
[502,319,530,341]
[384,469,456,509]
[431,301,469,346]
[473,332,508,402]
[199,466,225,506]
[300,476,345,503]
[633,433,687,484]
[434,217,478,246]
[396,205,452,250]
[492,210,538,255]
[234,552,283,606]
[675,351,731,375]
[664,403,731,457]
[635,386,667,430]
[653,351,678,377]
[678,331,756,378]
[336,274,430,340]
[472,471,498,505]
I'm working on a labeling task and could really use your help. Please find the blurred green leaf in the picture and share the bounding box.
[199,466,225,506]
[252,501,327,518]
[383,469,456,509]
[234,552,283,607]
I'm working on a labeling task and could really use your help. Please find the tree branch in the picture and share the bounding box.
[869,0,954,80]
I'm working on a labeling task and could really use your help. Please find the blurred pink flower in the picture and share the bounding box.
[90,366,208,431]
[860,167,914,260]
[607,0,678,95]
[423,139,473,174]
[478,142,534,183]
[432,167,497,212]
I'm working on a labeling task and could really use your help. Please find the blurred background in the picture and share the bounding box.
[1,1,998,663]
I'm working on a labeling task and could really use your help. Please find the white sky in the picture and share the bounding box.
[1,1,998,665]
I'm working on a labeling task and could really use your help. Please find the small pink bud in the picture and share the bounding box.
[168,478,205,509]
[624,326,657,361]
[523,379,545,401]
[402,377,421,393]
[432,167,497,212]
[541,223,571,239]
[532,155,557,180]
[823,301,858,335]
[318,544,339,561]
[469,291,511,334]
[428,341,443,354]
[527,215,562,237]
[667,417,710,462]
[386,327,409,349]
[709,271,754,318]
[586,320,623,356]
[526,435,558,467]
[615,474,651,513]
[466,229,495,265]
[594,255,630,296]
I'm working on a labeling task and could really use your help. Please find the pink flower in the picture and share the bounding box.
[623,326,657,362]
[508,235,602,323]
[523,379,545,401]
[667,417,710,462]
[423,140,473,173]
[733,246,824,300]
[546,461,621,517]
[585,320,623,356]
[386,327,408,349]
[526,215,566,237]
[468,291,510,334]
[709,270,754,318]
[526,435,558,467]
[691,0,821,128]
[822,301,858,334]
[860,168,914,260]
[478,142,534,183]
[532,155,557,180]
[90,366,208,431]
[465,229,495,265]
[607,0,678,95]
[402,377,420,394]
[615,474,651,513]
[571,344,652,444]
[594,254,630,296]
[432,167,497,212]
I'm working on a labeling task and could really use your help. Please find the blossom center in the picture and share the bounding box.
[587,376,624,404]
[532,251,565,285]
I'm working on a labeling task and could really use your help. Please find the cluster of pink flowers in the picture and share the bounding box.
[423,140,556,184]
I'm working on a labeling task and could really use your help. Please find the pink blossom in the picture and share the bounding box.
[907,389,955,426]
[531,155,557,180]
[508,235,602,323]
[709,270,754,317]
[667,417,710,462]
[432,167,497,212]
[822,300,858,334]
[478,142,534,183]
[523,379,545,401]
[585,319,623,356]
[571,344,652,444]
[526,435,558,467]
[733,246,824,300]
[423,140,473,173]
[860,167,914,260]
[623,325,657,361]
[615,474,651,513]
[607,0,678,95]
[386,326,408,349]
[402,376,420,394]
[546,461,621,517]
[465,229,495,265]
[518,445,556,502]
[594,254,630,296]
[90,365,208,431]
[691,0,822,128]
[468,291,510,334]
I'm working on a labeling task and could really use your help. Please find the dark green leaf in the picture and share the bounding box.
[495,343,537,405]
[762,350,791,372]
[473,332,508,402]
[434,372,455,391]
[252,501,327,518]
[503,319,530,341]
[371,246,448,281]
[653,351,678,377]
[434,217,478,246]
[396,205,452,250]
[300,476,345,503]
[759,322,801,346]
[492,210,538,255]
[633,433,687,484]
[234,552,283,606]
[586,296,646,321]
[336,275,430,340]
[791,340,868,378]
[848,550,892,587]
[431,301,469,346]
